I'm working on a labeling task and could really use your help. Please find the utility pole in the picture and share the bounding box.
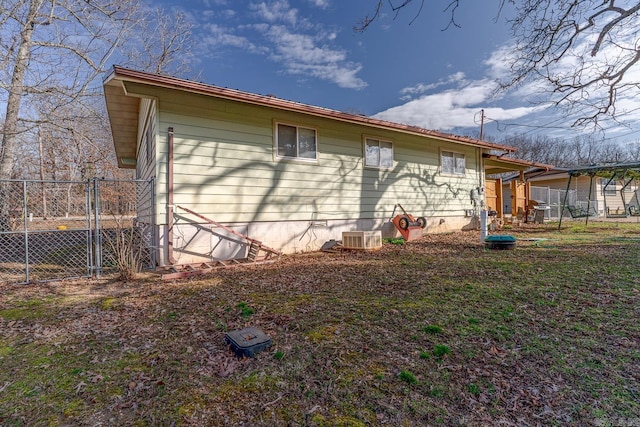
[479,109,485,141]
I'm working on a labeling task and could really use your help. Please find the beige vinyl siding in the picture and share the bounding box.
[529,176,570,190]
[569,176,595,202]
[135,98,156,224]
[148,87,480,225]
[599,178,637,212]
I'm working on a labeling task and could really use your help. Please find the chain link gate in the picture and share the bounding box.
[0,178,155,285]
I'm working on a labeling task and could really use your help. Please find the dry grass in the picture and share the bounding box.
[1,222,639,426]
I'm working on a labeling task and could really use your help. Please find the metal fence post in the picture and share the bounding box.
[86,180,94,278]
[23,180,29,284]
[93,178,102,278]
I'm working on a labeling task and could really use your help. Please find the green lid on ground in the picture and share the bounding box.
[484,235,516,242]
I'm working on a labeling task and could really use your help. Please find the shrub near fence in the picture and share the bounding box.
[0,178,155,285]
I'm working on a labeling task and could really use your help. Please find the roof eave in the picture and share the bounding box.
[108,66,518,154]
[483,153,554,175]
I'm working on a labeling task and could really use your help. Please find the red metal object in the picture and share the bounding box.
[391,204,427,241]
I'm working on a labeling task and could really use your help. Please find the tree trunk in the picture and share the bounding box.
[0,0,45,180]
[0,0,44,231]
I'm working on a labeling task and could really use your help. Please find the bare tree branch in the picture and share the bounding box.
[355,0,426,31]
[443,0,461,30]
[355,0,640,128]
[0,0,194,230]
[354,0,384,32]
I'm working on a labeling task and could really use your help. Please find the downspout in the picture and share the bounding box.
[167,127,176,265]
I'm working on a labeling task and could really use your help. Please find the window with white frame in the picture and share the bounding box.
[441,150,465,176]
[364,138,393,169]
[601,178,618,196]
[276,123,317,160]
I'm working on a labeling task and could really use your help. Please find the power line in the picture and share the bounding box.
[483,115,570,132]
[478,107,640,142]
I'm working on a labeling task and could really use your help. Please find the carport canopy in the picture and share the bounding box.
[483,153,553,175]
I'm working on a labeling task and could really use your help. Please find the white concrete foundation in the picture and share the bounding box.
[156,216,475,266]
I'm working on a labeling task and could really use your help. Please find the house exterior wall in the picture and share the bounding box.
[135,98,157,225]
[127,85,483,265]
[597,178,639,213]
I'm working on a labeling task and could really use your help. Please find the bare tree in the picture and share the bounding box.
[126,7,195,76]
[0,0,137,180]
[625,141,640,162]
[356,1,640,129]
[569,135,606,166]
[0,0,195,230]
[500,132,630,167]
[504,1,640,129]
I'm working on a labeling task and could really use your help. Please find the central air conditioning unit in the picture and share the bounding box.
[341,231,382,250]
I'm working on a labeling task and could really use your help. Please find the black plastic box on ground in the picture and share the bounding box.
[225,327,272,357]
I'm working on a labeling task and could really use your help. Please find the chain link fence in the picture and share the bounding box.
[0,178,155,285]
[530,186,600,219]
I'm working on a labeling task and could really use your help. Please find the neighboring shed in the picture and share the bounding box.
[103,66,549,267]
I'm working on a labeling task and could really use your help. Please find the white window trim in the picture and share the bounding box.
[601,178,618,196]
[363,136,394,170]
[274,121,319,162]
[440,149,466,176]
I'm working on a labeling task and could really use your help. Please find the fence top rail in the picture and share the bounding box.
[89,178,155,184]
[0,179,88,185]
[0,178,154,184]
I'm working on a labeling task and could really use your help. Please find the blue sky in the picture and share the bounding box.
[157,0,640,147]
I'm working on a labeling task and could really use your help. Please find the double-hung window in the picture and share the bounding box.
[276,123,317,161]
[364,138,394,169]
[441,150,465,176]
[601,178,617,196]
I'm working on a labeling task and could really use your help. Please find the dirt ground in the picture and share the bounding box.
[1,225,640,426]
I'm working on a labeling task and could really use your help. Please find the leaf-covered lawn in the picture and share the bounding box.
[1,223,639,426]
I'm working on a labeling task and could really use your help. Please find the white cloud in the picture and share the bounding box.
[220,9,236,19]
[309,0,330,8]
[251,0,299,25]
[202,1,366,89]
[376,33,640,136]
[399,72,467,99]
[481,27,640,133]
[264,25,366,89]
[375,74,539,131]
[201,23,267,54]
[202,0,229,6]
